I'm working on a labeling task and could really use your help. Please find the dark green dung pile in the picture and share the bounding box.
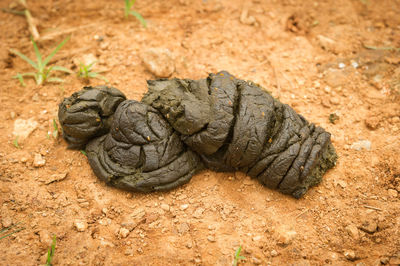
[59,71,337,198]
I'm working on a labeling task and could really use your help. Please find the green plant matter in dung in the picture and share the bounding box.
[10,36,72,86]
[0,222,25,240]
[77,61,108,82]
[45,235,56,266]
[124,0,147,27]
[232,246,246,266]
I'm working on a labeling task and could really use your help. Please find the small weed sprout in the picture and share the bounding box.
[232,246,246,266]
[124,0,147,27]
[52,119,59,138]
[77,61,108,83]
[0,222,25,240]
[10,36,72,86]
[13,136,20,148]
[45,235,56,266]
[80,150,87,156]
[47,118,59,139]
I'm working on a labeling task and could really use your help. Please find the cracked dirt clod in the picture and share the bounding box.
[59,71,337,198]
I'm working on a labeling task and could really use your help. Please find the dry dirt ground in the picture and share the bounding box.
[1,0,400,265]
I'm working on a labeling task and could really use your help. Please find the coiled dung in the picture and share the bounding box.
[59,71,337,198]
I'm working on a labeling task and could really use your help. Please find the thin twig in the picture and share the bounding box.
[257,58,281,97]
[39,23,98,41]
[295,208,309,218]
[363,43,400,52]
[272,66,281,97]
[363,205,383,211]
[24,9,40,40]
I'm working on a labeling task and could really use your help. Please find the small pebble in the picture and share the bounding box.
[270,250,278,257]
[329,97,340,105]
[350,140,371,151]
[388,189,398,198]
[277,229,297,245]
[141,48,175,78]
[338,63,346,69]
[345,224,359,240]
[343,250,356,261]
[33,153,46,167]
[118,227,130,238]
[252,235,262,241]
[74,220,87,232]
[160,203,170,211]
[207,235,216,242]
[180,204,189,211]
[193,208,204,219]
[1,216,13,228]
[360,220,377,234]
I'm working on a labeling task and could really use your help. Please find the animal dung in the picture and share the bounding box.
[59,71,337,198]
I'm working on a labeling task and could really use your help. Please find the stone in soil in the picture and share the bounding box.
[160,203,170,211]
[345,224,359,240]
[350,140,371,151]
[33,153,46,167]
[343,250,356,261]
[42,173,67,185]
[1,216,13,228]
[118,227,130,238]
[193,207,205,219]
[360,220,377,234]
[74,220,88,232]
[141,48,175,78]
[277,229,297,246]
[12,118,38,141]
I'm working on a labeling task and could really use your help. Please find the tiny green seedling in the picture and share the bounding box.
[124,0,147,27]
[13,136,20,148]
[0,222,25,240]
[80,150,87,156]
[10,36,72,86]
[45,235,56,266]
[52,119,59,138]
[77,61,108,83]
[232,246,246,266]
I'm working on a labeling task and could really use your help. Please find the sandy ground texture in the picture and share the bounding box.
[0,0,400,265]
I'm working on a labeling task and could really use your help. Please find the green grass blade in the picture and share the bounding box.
[0,222,20,234]
[43,36,70,66]
[51,66,73,74]
[89,72,109,82]
[0,222,24,240]
[15,72,37,77]
[124,0,130,18]
[47,77,65,83]
[46,235,56,266]
[0,228,24,240]
[52,119,58,138]
[13,73,26,87]
[13,136,20,148]
[129,10,147,27]
[9,49,38,69]
[87,61,97,70]
[31,36,42,70]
